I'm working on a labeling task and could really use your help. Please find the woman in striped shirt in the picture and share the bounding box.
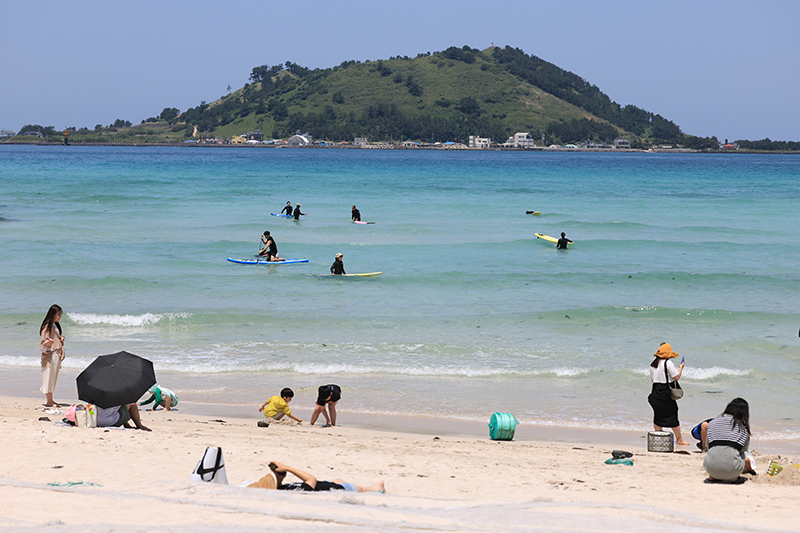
[704,398,754,481]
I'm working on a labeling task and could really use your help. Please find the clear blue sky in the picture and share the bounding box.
[2,0,798,141]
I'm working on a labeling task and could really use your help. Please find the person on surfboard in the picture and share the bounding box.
[556,232,573,249]
[258,231,284,261]
[280,201,293,216]
[330,253,346,275]
[351,205,361,222]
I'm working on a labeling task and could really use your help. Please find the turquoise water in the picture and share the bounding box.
[1,145,799,440]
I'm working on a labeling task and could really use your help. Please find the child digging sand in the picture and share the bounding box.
[258,387,302,425]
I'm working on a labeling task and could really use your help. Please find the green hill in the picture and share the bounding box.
[11,45,720,148]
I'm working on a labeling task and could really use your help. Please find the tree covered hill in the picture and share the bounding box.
[175,45,717,148]
[10,45,724,148]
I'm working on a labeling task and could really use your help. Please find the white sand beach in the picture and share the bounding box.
[1,395,799,532]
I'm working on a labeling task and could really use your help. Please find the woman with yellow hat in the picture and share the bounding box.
[647,342,688,445]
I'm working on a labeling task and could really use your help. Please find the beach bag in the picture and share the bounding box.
[664,361,683,400]
[75,404,97,428]
[65,404,78,424]
[190,447,228,484]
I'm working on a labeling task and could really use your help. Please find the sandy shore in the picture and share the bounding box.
[1,394,799,532]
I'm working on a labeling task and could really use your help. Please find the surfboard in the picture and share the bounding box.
[271,213,292,217]
[315,272,382,277]
[535,233,574,249]
[353,221,375,224]
[227,258,309,265]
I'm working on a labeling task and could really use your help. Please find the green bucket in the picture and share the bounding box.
[488,412,519,441]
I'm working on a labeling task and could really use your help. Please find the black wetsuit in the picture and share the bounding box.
[557,237,572,249]
[281,205,292,216]
[330,259,345,275]
[351,208,361,221]
[293,206,304,220]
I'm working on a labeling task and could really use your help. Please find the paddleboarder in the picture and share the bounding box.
[351,205,361,222]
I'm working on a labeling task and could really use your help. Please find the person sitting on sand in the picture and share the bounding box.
[704,398,756,482]
[281,201,293,216]
[258,231,284,261]
[556,232,572,249]
[309,384,341,427]
[248,461,384,493]
[96,403,150,431]
[351,205,361,222]
[259,387,302,423]
[139,384,178,411]
[330,253,346,275]
[293,203,307,220]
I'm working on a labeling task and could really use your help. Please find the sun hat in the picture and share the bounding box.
[654,343,679,359]
[335,253,343,258]
[248,471,277,490]
[297,203,301,206]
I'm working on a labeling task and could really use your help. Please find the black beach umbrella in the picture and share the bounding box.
[76,351,156,409]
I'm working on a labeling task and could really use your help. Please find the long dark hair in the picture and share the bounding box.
[722,397,750,435]
[40,304,63,335]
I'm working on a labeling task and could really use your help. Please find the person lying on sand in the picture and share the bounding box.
[248,461,384,493]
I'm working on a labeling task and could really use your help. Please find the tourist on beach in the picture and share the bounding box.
[96,403,151,431]
[330,253,346,275]
[351,205,361,222]
[258,231,284,261]
[647,342,688,445]
[259,387,302,423]
[309,384,341,427]
[293,203,307,220]
[556,232,572,249]
[249,460,384,493]
[40,304,65,407]
[704,398,756,482]
[280,201,293,216]
[139,384,178,411]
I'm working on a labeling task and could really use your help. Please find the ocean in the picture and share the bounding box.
[1,145,799,442]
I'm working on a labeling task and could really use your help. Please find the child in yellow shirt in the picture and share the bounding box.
[259,388,302,423]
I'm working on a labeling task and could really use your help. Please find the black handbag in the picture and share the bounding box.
[664,360,683,400]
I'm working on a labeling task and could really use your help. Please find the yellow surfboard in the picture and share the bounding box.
[535,233,574,249]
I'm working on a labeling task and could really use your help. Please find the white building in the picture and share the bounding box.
[511,132,535,149]
[468,135,492,148]
[353,137,368,146]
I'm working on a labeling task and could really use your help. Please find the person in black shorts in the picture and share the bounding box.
[351,205,361,222]
[280,201,293,216]
[309,384,341,426]
[248,461,384,493]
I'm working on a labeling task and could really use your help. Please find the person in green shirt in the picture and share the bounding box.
[139,384,178,411]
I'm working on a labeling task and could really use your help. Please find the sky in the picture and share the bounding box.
[2,0,798,141]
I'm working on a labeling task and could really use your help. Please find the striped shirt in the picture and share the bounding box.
[707,414,749,451]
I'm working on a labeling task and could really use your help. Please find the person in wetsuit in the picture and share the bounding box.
[258,231,283,261]
[280,201,293,216]
[330,253,345,275]
[293,203,307,220]
[556,232,573,249]
[351,205,361,222]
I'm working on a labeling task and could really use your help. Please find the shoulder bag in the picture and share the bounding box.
[664,360,683,400]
